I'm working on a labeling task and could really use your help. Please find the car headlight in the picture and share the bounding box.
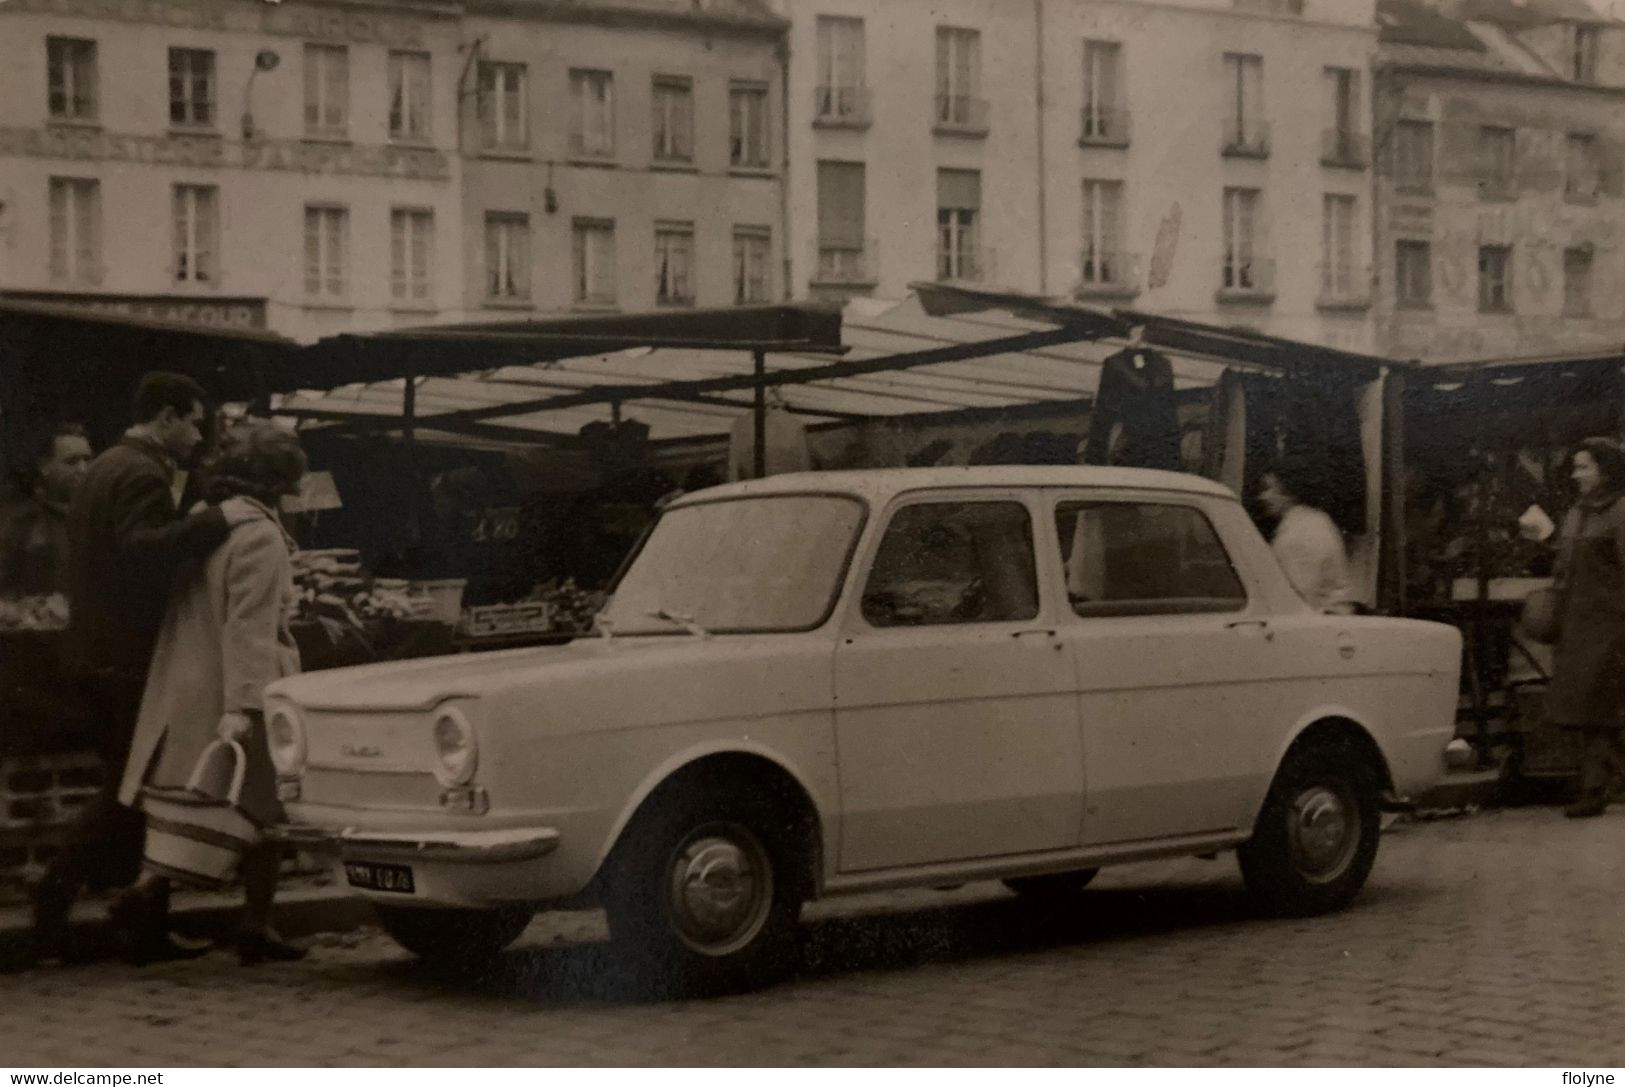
[267,706,306,777]
[432,706,478,786]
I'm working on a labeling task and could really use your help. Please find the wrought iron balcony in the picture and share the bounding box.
[1221,117,1270,159]
[933,94,989,137]
[813,85,872,129]
[1321,128,1369,169]
[1079,107,1131,148]
[1074,250,1140,297]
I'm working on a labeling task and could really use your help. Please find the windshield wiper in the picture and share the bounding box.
[645,609,711,638]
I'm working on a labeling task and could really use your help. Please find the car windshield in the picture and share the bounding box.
[601,494,866,634]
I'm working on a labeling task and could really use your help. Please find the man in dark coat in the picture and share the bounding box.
[0,422,92,599]
[31,372,256,963]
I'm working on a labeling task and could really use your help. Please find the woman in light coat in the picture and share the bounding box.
[1546,436,1625,819]
[117,420,307,962]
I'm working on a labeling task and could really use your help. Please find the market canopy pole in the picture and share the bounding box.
[753,349,767,479]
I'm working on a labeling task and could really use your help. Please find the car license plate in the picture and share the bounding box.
[344,861,415,894]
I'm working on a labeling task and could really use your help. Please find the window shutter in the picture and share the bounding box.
[937,168,981,211]
[818,162,865,246]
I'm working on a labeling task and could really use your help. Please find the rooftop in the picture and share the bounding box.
[674,466,1238,507]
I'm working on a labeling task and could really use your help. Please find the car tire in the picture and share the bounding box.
[603,790,804,996]
[1002,869,1099,897]
[373,904,534,964]
[1238,742,1380,917]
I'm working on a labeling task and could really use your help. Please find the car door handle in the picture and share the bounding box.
[1225,619,1274,642]
[1011,628,1057,638]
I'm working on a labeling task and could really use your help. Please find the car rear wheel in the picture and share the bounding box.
[373,904,534,965]
[604,791,804,996]
[1002,869,1099,897]
[1238,743,1380,916]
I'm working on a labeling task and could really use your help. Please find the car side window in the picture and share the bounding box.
[1056,501,1247,617]
[862,501,1039,627]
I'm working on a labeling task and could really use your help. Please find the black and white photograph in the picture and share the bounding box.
[0,0,1623,1071]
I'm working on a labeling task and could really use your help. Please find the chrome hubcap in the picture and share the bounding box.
[665,828,772,956]
[1287,785,1357,883]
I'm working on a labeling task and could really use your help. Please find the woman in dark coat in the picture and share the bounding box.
[1546,436,1625,818]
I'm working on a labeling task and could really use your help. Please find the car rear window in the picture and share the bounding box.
[1055,500,1246,617]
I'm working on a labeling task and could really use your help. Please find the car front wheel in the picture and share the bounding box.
[373,904,534,965]
[604,792,804,995]
[1238,744,1380,917]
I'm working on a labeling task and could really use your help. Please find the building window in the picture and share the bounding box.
[1221,53,1266,156]
[1323,67,1362,166]
[172,184,218,284]
[1564,247,1593,316]
[1478,245,1512,312]
[815,16,867,124]
[168,48,214,128]
[1395,240,1431,309]
[1572,24,1599,82]
[815,160,870,283]
[388,51,431,142]
[1393,120,1434,192]
[477,62,527,151]
[733,227,771,304]
[48,177,100,283]
[1476,126,1515,199]
[936,168,982,281]
[1566,133,1602,202]
[1081,40,1126,145]
[303,44,349,138]
[651,76,694,163]
[1321,194,1357,300]
[572,219,616,305]
[1080,179,1124,287]
[47,38,97,122]
[935,27,984,130]
[484,213,530,301]
[570,69,615,158]
[303,206,347,299]
[730,82,770,169]
[1221,186,1263,290]
[390,208,434,304]
[655,223,695,306]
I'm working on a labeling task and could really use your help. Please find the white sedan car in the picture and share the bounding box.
[270,467,1461,992]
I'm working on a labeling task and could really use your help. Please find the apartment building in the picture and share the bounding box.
[1373,0,1625,360]
[459,0,787,316]
[0,0,466,342]
[778,0,1381,351]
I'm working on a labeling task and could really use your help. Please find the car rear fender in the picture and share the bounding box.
[1249,709,1396,829]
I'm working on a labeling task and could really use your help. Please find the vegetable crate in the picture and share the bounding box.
[0,751,103,899]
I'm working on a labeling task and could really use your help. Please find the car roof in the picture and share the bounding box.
[668,466,1240,508]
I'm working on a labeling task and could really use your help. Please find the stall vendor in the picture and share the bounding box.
[0,422,92,599]
[1258,457,1354,613]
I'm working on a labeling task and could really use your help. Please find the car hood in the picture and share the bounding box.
[266,636,709,711]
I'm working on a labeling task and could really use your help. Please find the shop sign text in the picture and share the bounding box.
[0,127,451,182]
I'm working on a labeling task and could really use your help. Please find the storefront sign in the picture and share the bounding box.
[0,127,451,182]
[5,291,268,329]
[1,0,445,46]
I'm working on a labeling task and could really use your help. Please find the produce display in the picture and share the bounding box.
[0,593,68,632]
[521,577,608,633]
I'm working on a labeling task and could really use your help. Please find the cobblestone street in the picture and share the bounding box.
[2,805,1622,1067]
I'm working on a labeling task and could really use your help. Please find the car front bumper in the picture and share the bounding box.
[273,822,562,864]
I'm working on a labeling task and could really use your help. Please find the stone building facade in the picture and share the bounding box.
[776,0,1382,352]
[0,0,467,342]
[1373,0,1625,361]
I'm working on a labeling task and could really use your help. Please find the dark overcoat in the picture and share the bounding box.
[64,436,230,676]
[1546,489,1625,729]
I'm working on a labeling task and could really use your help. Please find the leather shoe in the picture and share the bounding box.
[237,930,308,966]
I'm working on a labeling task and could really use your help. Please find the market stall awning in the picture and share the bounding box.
[275,287,1394,448]
[270,303,845,393]
[0,295,298,402]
